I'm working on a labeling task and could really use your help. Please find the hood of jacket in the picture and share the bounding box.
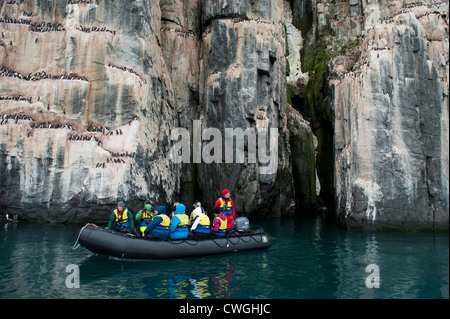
[216,213,226,221]
[193,206,205,216]
[173,203,186,215]
[155,205,166,215]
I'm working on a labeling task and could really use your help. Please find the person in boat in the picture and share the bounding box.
[214,189,235,229]
[189,202,210,237]
[108,201,135,233]
[168,203,189,239]
[210,206,227,236]
[143,205,170,239]
[135,204,154,236]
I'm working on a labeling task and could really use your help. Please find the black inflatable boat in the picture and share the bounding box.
[75,223,276,260]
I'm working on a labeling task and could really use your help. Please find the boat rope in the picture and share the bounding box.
[232,232,265,243]
[238,234,251,243]
[210,232,267,248]
[184,239,200,246]
[212,236,229,248]
[167,237,185,245]
[250,233,263,243]
[72,223,97,250]
[167,238,201,246]
[227,235,241,245]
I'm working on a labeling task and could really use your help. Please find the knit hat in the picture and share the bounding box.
[144,204,152,211]
[222,189,230,196]
[193,202,201,207]
[118,201,126,208]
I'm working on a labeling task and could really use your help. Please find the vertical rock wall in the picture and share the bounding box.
[291,0,449,229]
[0,0,178,221]
[0,0,304,221]
[161,0,303,217]
[159,0,201,206]
[1,0,447,228]
[197,0,295,217]
[333,0,449,229]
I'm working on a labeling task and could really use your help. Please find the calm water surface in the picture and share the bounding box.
[0,217,448,299]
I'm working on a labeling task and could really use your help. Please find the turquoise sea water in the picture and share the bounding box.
[0,217,448,299]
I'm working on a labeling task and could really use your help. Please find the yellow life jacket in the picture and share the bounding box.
[138,210,155,236]
[157,214,171,228]
[214,216,227,231]
[218,197,233,215]
[141,210,153,224]
[173,213,189,227]
[114,208,130,226]
[199,214,210,227]
[190,208,210,227]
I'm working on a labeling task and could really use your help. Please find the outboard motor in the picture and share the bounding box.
[233,217,250,232]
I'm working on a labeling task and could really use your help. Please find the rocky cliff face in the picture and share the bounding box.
[197,0,298,217]
[1,0,448,230]
[0,0,311,221]
[332,0,449,230]
[288,0,449,229]
[0,0,178,221]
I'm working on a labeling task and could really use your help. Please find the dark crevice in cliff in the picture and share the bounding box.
[286,0,335,214]
[288,0,313,34]
[161,17,181,27]
[201,13,250,32]
[299,25,336,214]
[161,17,200,38]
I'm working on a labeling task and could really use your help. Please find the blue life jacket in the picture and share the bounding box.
[148,214,170,239]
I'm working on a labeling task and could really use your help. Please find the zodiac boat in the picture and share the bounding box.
[75,219,276,260]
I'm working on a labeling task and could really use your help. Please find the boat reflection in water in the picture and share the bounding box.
[76,253,245,299]
[147,268,238,299]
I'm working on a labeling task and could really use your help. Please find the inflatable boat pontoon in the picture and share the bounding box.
[75,223,276,260]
